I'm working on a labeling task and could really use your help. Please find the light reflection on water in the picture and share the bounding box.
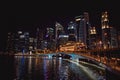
[14,56,105,80]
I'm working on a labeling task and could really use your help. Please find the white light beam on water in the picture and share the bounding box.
[65,59,105,80]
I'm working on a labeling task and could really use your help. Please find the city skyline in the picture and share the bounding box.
[1,1,120,80]
[1,1,120,51]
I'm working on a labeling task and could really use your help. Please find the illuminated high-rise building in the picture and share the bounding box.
[101,11,109,29]
[46,27,56,51]
[14,31,30,53]
[67,21,77,41]
[55,22,64,40]
[36,27,43,49]
[110,27,118,48]
[89,27,97,49]
[55,22,64,49]
[46,27,54,41]
[14,31,22,52]
[29,37,35,51]
[101,11,118,48]
[101,11,111,49]
[75,12,91,48]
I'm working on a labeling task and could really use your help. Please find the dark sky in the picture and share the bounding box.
[1,1,120,51]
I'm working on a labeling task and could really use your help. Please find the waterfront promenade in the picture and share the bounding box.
[73,48,120,75]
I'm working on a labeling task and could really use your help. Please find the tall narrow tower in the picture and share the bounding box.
[101,11,109,29]
[6,32,15,53]
[55,22,64,49]
[55,22,64,40]
[101,11,110,49]
[36,27,43,49]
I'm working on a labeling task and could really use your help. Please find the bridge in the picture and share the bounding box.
[37,52,108,68]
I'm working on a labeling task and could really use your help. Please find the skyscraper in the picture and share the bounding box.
[101,11,118,49]
[55,22,64,40]
[36,28,43,49]
[46,27,54,41]
[89,27,97,49]
[110,27,118,48]
[75,12,91,48]
[67,21,77,41]
[6,32,15,53]
[101,11,111,49]
[46,27,56,51]
[14,31,30,53]
[55,22,64,49]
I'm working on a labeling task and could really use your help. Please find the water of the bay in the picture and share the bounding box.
[0,55,119,80]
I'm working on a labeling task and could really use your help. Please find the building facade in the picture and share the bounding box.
[6,32,15,53]
[101,11,118,49]
[75,12,91,49]
[55,22,65,49]
[67,21,77,41]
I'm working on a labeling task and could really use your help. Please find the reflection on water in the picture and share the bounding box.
[13,56,107,80]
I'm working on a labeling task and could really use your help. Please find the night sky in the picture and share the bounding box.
[1,1,120,51]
